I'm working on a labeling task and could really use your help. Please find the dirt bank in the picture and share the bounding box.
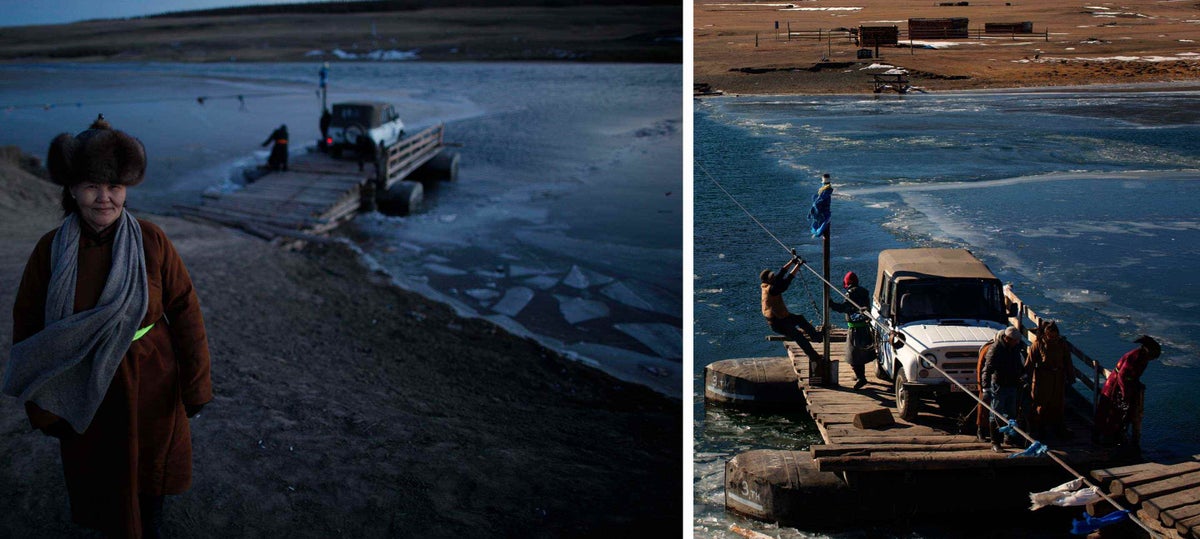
[0,152,681,537]
[694,0,1200,95]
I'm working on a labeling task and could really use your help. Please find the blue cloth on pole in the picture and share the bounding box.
[1070,509,1129,535]
[1009,441,1048,458]
[998,419,1018,437]
[808,183,832,238]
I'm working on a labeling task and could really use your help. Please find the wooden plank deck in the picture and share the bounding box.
[785,337,1121,474]
[174,151,372,239]
[1089,458,1200,539]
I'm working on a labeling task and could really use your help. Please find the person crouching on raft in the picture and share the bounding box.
[2,115,213,538]
[760,256,822,360]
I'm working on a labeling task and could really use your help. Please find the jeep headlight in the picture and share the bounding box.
[919,352,936,369]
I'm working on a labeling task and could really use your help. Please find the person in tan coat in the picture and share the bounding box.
[2,116,212,538]
[1026,320,1072,439]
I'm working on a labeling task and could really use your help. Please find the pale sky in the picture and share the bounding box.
[0,0,319,27]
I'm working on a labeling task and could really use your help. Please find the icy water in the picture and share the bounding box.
[0,62,682,395]
[694,88,1200,537]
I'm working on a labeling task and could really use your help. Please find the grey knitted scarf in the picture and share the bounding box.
[2,210,148,433]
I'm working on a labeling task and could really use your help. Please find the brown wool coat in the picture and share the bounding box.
[12,217,212,538]
[1026,335,1071,429]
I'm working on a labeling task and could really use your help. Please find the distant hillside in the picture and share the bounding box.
[0,2,681,63]
[147,0,680,19]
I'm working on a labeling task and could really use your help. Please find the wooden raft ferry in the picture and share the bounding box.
[175,124,452,241]
[708,285,1198,530]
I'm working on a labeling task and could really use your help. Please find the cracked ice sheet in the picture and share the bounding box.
[562,265,615,289]
[600,280,680,318]
[524,275,560,290]
[615,323,682,359]
[554,295,610,324]
[492,287,534,317]
[563,342,680,397]
[423,263,468,276]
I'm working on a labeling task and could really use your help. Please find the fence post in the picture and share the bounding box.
[1093,363,1101,414]
[756,32,759,47]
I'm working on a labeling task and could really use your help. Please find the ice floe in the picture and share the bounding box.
[491,287,534,317]
[615,323,683,359]
[524,275,561,290]
[600,280,680,317]
[562,265,615,289]
[465,288,501,301]
[325,49,421,61]
[423,263,467,276]
[554,295,610,324]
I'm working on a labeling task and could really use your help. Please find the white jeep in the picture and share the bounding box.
[871,248,1010,421]
[328,101,405,159]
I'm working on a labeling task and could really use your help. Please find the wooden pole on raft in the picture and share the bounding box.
[822,195,832,383]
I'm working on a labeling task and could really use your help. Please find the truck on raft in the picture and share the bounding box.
[180,102,460,240]
[704,248,1192,535]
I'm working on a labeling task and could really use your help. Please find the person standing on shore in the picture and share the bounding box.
[761,256,822,361]
[830,271,874,389]
[2,116,212,538]
[1026,319,1072,439]
[1095,335,1160,448]
[983,326,1025,452]
[262,123,289,171]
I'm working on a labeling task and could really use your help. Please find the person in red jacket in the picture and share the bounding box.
[1094,335,1160,448]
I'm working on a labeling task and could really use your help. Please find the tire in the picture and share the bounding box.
[331,146,343,159]
[895,367,919,422]
[875,356,892,382]
[430,151,459,182]
[376,180,423,216]
[411,151,460,183]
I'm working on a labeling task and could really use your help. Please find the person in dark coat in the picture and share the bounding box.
[1095,335,1160,448]
[262,124,289,171]
[830,271,874,389]
[983,326,1025,452]
[761,257,821,361]
[3,116,212,538]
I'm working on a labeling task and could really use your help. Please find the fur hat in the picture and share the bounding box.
[47,115,146,187]
[1134,335,1161,359]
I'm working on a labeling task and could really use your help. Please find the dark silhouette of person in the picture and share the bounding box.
[262,124,289,171]
[319,109,332,143]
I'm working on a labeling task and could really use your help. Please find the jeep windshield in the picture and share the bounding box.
[893,278,1006,325]
[331,105,377,128]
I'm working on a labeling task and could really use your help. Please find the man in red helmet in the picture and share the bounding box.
[831,271,874,389]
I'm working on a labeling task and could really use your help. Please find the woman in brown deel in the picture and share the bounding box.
[2,116,212,538]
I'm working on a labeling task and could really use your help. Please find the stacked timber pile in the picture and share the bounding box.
[175,152,370,240]
[1089,457,1200,538]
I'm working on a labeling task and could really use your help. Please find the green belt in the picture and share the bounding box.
[132,323,155,342]
[846,321,869,329]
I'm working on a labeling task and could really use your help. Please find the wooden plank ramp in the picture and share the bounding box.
[174,151,371,239]
[1088,457,1200,539]
[784,338,1121,475]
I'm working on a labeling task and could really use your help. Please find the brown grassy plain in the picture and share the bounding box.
[694,0,1200,94]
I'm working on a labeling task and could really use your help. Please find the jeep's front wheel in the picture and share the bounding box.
[895,368,919,422]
